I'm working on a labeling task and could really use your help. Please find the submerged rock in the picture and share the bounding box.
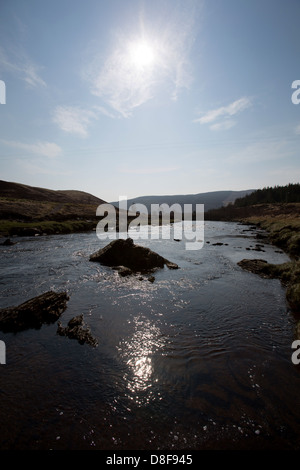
[0,291,69,333]
[89,238,179,273]
[57,314,98,347]
[1,238,17,246]
[237,259,273,278]
[114,265,133,277]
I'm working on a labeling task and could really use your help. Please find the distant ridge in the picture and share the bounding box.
[0,180,106,205]
[111,190,256,212]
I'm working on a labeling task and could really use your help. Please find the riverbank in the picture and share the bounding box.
[237,214,300,334]
[0,218,97,237]
[205,201,300,317]
[239,214,300,260]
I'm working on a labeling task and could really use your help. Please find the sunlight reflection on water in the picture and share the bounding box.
[117,315,165,406]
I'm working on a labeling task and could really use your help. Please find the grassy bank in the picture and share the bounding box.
[0,219,97,237]
[240,216,300,259]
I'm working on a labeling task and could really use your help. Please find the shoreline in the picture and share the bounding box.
[236,216,300,337]
[0,218,98,238]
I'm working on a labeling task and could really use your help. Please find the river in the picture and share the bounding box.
[0,221,299,450]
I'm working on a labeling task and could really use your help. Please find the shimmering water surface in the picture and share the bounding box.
[0,221,299,450]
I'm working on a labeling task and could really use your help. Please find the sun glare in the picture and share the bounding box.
[129,41,155,69]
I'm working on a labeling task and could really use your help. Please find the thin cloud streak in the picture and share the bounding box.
[194,97,252,129]
[209,120,236,131]
[0,46,46,88]
[1,139,62,158]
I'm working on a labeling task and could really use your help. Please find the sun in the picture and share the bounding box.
[129,41,155,69]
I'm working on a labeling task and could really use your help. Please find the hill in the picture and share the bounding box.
[0,180,105,205]
[0,180,107,236]
[205,184,300,221]
[205,183,300,259]
[111,189,256,213]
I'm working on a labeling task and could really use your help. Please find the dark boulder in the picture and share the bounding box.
[89,238,179,272]
[0,291,69,333]
[57,314,98,347]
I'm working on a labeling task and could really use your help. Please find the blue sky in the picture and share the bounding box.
[0,0,299,202]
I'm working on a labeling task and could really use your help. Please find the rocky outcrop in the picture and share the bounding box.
[89,238,179,273]
[0,291,69,333]
[57,314,98,347]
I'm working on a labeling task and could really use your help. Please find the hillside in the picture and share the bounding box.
[205,184,300,222]
[111,189,255,213]
[0,180,107,236]
[0,180,105,205]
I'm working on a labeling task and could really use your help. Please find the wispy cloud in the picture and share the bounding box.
[94,105,119,119]
[209,120,236,131]
[53,106,98,137]
[1,139,62,158]
[0,46,46,88]
[194,97,252,130]
[84,1,200,117]
[88,47,155,118]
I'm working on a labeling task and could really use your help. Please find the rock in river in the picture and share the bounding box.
[89,238,179,273]
[1,238,17,246]
[57,314,98,347]
[0,291,69,333]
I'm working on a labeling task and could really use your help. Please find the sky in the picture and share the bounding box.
[0,0,300,202]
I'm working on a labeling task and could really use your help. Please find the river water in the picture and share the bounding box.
[0,221,299,450]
